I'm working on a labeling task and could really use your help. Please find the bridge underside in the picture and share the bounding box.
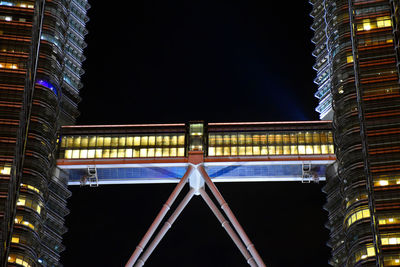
[58,156,334,186]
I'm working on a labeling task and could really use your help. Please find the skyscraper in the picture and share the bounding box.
[0,0,89,266]
[311,0,400,265]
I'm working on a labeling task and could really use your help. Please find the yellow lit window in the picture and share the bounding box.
[231,146,238,156]
[216,147,223,156]
[178,148,185,157]
[155,148,163,157]
[224,147,230,156]
[169,148,176,157]
[139,148,147,157]
[134,136,141,146]
[104,137,111,146]
[253,135,261,145]
[275,135,282,145]
[96,136,104,147]
[231,134,238,145]
[133,149,140,157]
[377,180,388,186]
[102,149,110,158]
[126,149,133,157]
[1,165,11,175]
[298,145,305,154]
[260,146,268,155]
[238,134,245,145]
[170,136,177,146]
[88,150,95,158]
[147,148,155,157]
[80,149,88,159]
[118,149,125,158]
[208,146,215,156]
[268,146,275,155]
[216,135,223,145]
[72,150,80,159]
[81,136,88,147]
[149,136,156,146]
[89,136,96,147]
[11,236,19,243]
[119,137,126,146]
[73,136,81,148]
[162,148,169,157]
[61,137,67,147]
[239,146,246,155]
[163,136,170,146]
[110,149,117,158]
[111,137,118,147]
[245,146,252,155]
[178,135,185,146]
[95,149,103,158]
[306,145,313,154]
[328,145,334,154]
[313,145,321,154]
[305,132,312,143]
[17,198,26,206]
[275,146,283,155]
[283,146,290,155]
[347,55,353,63]
[126,136,134,146]
[291,146,298,155]
[253,146,261,155]
[64,150,72,159]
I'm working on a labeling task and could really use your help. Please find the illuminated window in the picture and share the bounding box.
[73,136,81,148]
[88,149,95,158]
[178,135,185,145]
[231,146,238,156]
[95,149,102,158]
[81,136,88,147]
[118,149,125,158]
[291,145,298,155]
[283,146,290,155]
[110,149,117,158]
[72,150,80,159]
[148,148,155,157]
[119,137,126,146]
[0,165,11,175]
[96,137,104,147]
[347,55,353,63]
[127,137,134,146]
[169,148,176,157]
[346,207,370,227]
[126,149,133,157]
[11,236,19,243]
[104,137,111,146]
[162,136,169,146]
[178,148,185,157]
[111,137,118,147]
[155,148,163,157]
[89,136,96,147]
[80,149,88,159]
[134,136,140,146]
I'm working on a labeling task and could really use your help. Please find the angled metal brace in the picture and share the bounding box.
[125,163,266,267]
[198,165,266,267]
[125,165,194,267]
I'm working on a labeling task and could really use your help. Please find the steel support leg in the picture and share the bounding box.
[199,188,258,267]
[198,165,266,267]
[125,166,194,267]
[134,189,195,267]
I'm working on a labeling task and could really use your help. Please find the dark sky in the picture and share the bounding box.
[61,1,330,266]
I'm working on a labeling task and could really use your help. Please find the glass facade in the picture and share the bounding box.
[0,0,89,265]
[311,0,400,265]
[208,131,334,157]
[58,122,334,160]
[59,134,186,159]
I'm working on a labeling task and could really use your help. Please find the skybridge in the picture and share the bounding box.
[56,120,335,267]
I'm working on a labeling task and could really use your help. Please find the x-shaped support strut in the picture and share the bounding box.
[125,153,266,267]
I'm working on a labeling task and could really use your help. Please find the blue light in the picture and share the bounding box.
[37,79,58,96]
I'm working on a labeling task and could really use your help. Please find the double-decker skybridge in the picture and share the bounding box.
[57,121,334,266]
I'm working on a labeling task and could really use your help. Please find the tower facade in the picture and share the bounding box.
[311,0,400,265]
[0,0,89,266]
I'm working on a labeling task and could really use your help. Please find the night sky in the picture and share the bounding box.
[60,1,330,266]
